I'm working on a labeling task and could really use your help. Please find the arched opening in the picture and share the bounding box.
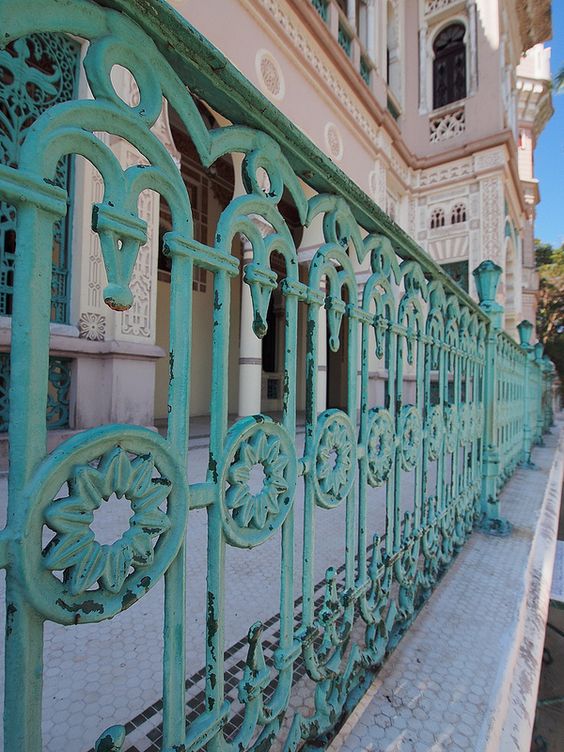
[430,207,445,229]
[432,23,466,109]
[451,202,467,224]
[154,101,236,428]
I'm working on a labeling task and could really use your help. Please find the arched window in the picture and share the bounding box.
[430,207,445,229]
[433,23,466,109]
[451,203,467,224]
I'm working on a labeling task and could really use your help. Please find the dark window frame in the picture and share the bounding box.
[432,23,467,110]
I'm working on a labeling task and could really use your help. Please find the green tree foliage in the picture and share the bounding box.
[535,241,564,395]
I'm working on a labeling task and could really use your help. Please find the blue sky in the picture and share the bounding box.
[534,3,564,248]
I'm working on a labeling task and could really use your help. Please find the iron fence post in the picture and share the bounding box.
[473,260,510,536]
[517,319,534,467]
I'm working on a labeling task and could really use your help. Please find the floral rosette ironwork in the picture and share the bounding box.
[16,425,188,625]
[365,407,395,486]
[313,410,356,509]
[425,405,444,461]
[444,404,458,453]
[219,415,297,547]
[398,405,422,472]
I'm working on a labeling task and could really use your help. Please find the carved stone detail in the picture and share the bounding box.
[424,0,459,15]
[324,122,343,161]
[78,312,106,341]
[255,49,285,100]
[419,158,473,188]
[480,176,503,263]
[121,174,155,339]
[474,147,506,172]
[429,106,465,143]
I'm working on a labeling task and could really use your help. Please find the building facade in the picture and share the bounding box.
[0,0,553,439]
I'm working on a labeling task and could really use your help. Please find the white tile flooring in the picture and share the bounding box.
[0,423,557,751]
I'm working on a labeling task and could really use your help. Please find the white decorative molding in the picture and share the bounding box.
[427,184,468,203]
[324,122,343,161]
[418,158,473,188]
[121,187,154,339]
[78,312,106,341]
[386,190,398,222]
[255,48,285,101]
[408,196,416,237]
[368,160,387,207]
[152,99,181,169]
[473,147,506,173]
[254,1,382,147]
[480,176,503,263]
[118,146,157,340]
[429,105,465,143]
[424,0,459,16]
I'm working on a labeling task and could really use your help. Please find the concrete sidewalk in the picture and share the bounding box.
[328,422,564,752]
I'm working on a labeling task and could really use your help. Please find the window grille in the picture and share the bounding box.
[0,33,79,323]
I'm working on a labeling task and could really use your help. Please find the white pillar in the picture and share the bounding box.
[238,242,263,416]
[366,0,376,60]
[347,0,356,26]
[317,280,328,415]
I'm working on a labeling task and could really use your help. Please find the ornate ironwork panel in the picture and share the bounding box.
[0,2,552,751]
[0,31,79,323]
[0,352,71,431]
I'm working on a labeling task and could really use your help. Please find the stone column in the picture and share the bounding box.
[317,279,328,415]
[366,0,376,60]
[347,0,356,27]
[418,23,427,112]
[238,241,263,416]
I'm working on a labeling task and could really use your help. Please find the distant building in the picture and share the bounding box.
[0,0,553,438]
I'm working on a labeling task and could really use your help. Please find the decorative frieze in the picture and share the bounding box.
[424,0,458,16]
[254,0,381,148]
[474,147,506,173]
[418,158,473,188]
[429,106,465,143]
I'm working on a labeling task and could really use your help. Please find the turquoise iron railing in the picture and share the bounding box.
[0,2,554,750]
[0,31,79,324]
[0,353,71,431]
